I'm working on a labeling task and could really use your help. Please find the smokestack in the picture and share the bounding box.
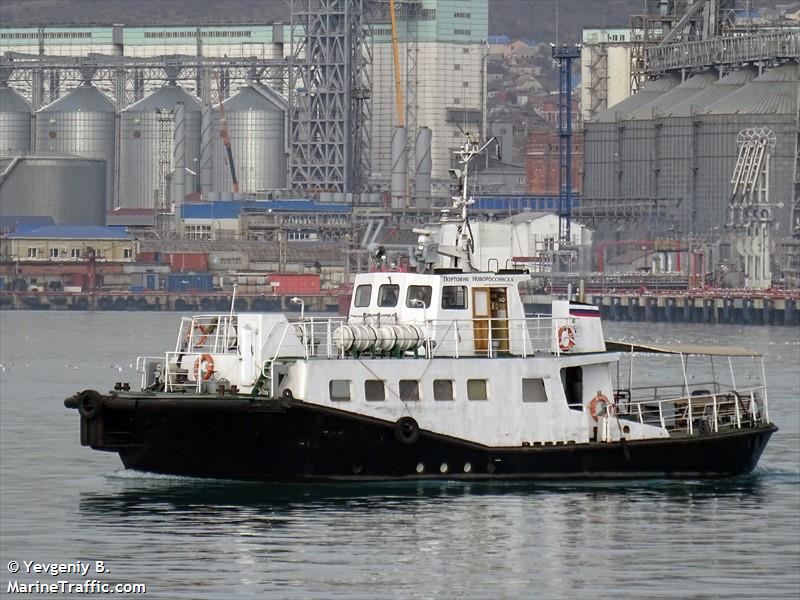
[200,103,213,197]
[391,125,408,209]
[414,126,432,208]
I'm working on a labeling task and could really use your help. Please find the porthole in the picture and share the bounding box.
[463,462,472,473]
[440,463,448,474]
[416,462,425,474]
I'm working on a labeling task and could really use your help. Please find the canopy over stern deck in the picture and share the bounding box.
[605,341,761,357]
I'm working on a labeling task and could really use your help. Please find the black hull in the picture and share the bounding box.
[69,392,777,481]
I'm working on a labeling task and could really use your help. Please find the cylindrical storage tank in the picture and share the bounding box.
[35,85,116,211]
[414,126,432,207]
[0,154,106,224]
[213,83,286,194]
[0,84,32,155]
[391,126,408,208]
[118,84,201,210]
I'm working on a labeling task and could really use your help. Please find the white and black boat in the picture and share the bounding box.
[65,136,776,481]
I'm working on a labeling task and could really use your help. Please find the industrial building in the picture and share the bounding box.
[0,1,490,215]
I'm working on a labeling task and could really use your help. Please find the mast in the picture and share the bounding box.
[413,133,496,273]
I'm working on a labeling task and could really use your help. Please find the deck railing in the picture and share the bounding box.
[286,315,574,359]
[614,385,768,435]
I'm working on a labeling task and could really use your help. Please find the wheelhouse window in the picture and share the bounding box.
[433,379,454,401]
[354,285,372,307]
[406,285,432,308]
[329,380,352,401]
[467,379,488,401]
[522,378,547,402]
[399,380,420,401]
[364,379,385,402]
[378,284,400,307]
[441,285,468,310]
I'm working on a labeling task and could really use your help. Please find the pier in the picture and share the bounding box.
[525,291,799,326]
[0,291,345,314]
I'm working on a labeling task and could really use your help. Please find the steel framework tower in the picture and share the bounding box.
[552,44,580,243]
[289,0,370,194]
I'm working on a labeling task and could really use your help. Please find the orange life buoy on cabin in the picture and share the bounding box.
[194,354,215,380]
[589,392,612,421]
[557,325,576,352]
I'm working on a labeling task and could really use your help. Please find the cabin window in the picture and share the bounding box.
[433,379,454,401]
[467,379,488,401]
[522,378,547,402]
[354,284,372,307]
[406,285,432,308]
[364,379,385,402]
[399,380,420,401]
[329,380,352,401]
[561,367,584,411]
[441,285,468,310]
[378,284,400,307]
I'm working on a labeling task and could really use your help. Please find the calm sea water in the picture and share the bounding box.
[1,311,798,600]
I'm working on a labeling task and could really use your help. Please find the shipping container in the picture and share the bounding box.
[167,252,209,273]
[268,273,321,295]
[208,252,249,271]
[166,273,214,293]
[136,251,158,263]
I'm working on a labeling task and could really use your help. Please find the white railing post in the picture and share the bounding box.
[687,393,694,436]
[712,395,718,432]
[760,358,769,423]
[326,320,332,359]
[750,390,757,422]
[658,402,664,429]
[734,393,741,428]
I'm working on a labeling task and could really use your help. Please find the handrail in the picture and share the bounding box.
[615,385,767,435]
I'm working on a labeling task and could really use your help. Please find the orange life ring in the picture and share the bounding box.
[194,354,215,380]
[589,392,612,421]
[557,325,575,352]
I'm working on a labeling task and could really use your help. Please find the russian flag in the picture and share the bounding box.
[569,305,600,318]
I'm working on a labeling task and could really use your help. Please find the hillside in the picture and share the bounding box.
[1,0,642,42]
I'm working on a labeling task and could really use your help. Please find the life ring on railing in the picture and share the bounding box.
[589,392,612,421]
[557,325,576,352]
[194,354,215,380]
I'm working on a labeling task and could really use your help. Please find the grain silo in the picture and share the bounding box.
[696,63,799,235]
[657,68,758,232]
[34,84,116,210]
[0,84,32,155]
[619,72,716,204]
[212,83,286,194]
[583,73,681,201]
[118,83,201,210]
[0,154,106,225]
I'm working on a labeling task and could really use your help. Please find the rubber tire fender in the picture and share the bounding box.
[394,416,420,445]
[77,389,104,420]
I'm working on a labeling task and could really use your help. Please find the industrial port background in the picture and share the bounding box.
[0,0,798,325]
